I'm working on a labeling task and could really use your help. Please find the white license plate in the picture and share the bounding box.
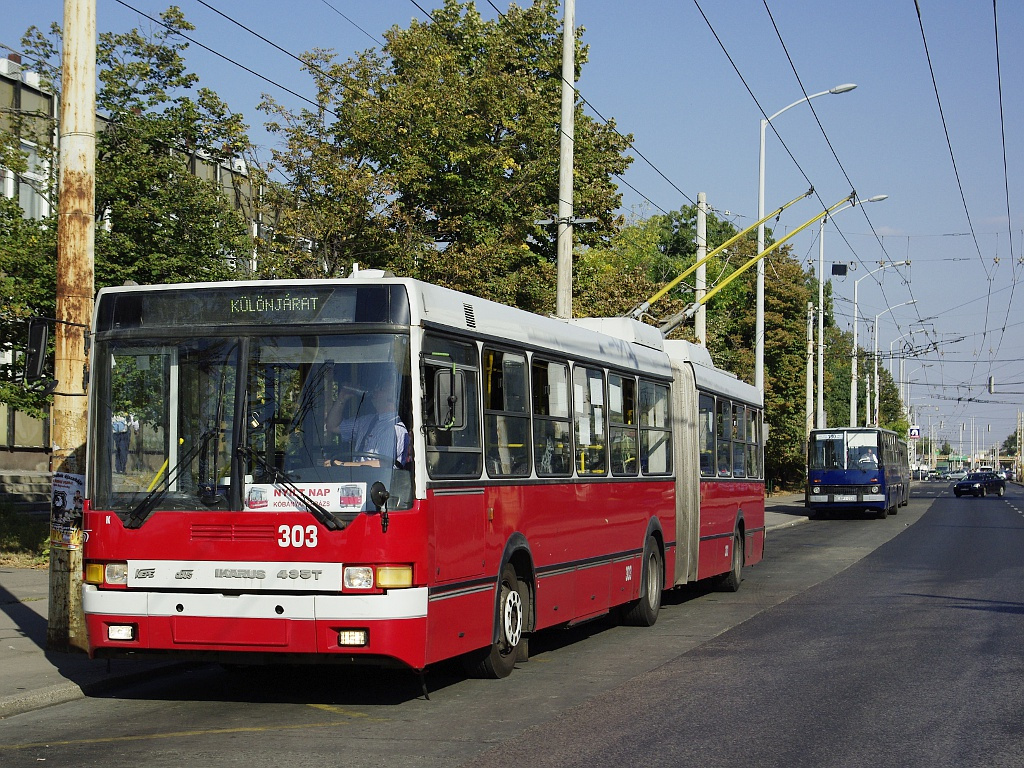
[833,494,857,502]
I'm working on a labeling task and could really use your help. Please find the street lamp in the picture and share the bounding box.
[873,299,916,425]
[816,193,886,428]
[849,260,911,426]
[756,83,857,397]
[904,364,933,420]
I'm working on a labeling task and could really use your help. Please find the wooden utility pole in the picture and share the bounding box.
[48,0,96,652]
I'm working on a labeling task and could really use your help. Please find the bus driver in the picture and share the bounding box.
[325,367,410,468]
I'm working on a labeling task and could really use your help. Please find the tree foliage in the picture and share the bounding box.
[2,8,255,410]
[258,0,631,313]
[0,197,57,417]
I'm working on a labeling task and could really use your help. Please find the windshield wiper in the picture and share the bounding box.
[237,445,344,531]
[125,430,217,529]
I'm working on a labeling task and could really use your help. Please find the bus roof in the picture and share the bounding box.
[94,275,762,397]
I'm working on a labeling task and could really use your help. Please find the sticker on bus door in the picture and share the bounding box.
[245,482,366,513]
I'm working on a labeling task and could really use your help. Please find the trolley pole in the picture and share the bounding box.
[48,0,96,652]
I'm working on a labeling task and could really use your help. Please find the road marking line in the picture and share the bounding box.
[0,716,387,752]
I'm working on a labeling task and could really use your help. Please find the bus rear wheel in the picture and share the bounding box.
[621,536,663,627]
[717,529,743,592]
[465,563,527,679]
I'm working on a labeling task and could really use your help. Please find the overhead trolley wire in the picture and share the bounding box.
[111,0,337,118]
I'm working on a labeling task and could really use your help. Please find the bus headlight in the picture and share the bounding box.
[344,566,374,589]
[870,485,881,494]
[811,486,821,494]
[105,563,129,585]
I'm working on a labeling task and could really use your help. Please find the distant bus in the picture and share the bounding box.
[81,275,765,678]
[806,427,910,519]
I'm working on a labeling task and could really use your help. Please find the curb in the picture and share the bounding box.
[0,662,191,720]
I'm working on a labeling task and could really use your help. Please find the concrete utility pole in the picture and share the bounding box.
[555,0,575,319]
[805,302,814,439]
[48,0,96,652]
[695,192,707,345]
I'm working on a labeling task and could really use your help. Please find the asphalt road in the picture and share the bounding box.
[2,482,1021,768]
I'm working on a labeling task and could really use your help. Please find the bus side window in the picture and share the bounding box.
[422,336,482,478]
[732,405,746,477]
[746,408,761,478]
[716,398,732,477]
[698,393,715,477]
[640,381,672,475]
[609,373,638,476]
[483,349,530,477]
[532,359,572,477]
[573,365,607,475]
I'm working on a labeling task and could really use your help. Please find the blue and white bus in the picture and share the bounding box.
[806,428,910,519]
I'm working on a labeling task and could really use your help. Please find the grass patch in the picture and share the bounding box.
[0,505,50,568]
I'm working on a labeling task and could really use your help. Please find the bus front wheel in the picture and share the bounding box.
[466,563,527,679]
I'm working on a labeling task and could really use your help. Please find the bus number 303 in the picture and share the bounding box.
[278,525,318,548]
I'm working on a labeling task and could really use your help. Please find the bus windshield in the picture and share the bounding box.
[90,332,413,521]
[809,431,880,470]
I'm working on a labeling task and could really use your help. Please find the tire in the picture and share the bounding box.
[621,535,663,626]
[980,487,987,498]
[998,486,1005,497]
[465,563,526,679]
[954,491,962,498]
[717,529,744,592]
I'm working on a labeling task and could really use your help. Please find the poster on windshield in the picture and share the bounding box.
[244,482,366,513]
[50,471,85,550]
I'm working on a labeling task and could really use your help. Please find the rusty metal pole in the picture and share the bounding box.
[48,0,96,652]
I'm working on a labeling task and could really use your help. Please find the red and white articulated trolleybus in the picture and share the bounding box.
[82,274,765,679]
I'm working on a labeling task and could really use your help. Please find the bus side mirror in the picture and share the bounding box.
[25,319,48,381]
[434,368,465,430]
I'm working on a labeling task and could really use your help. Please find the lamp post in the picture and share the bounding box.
[816,193,886,428]
[904,364,932,423]
[757,83,857,396]
[849,260,911,426]
[872,299,916,425]
[888,331,913,382]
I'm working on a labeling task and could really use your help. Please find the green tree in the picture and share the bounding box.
[17,8,253,289]
[0,197,57,417]
[573,214,663,317]
[259,0,631,313]
[1002,429,1019,455]
[2,9,255,411]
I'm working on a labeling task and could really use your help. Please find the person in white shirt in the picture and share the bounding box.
[325,369,410,468]
[111,411,138,473]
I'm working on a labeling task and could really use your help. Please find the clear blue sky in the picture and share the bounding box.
[5,0,1022,454]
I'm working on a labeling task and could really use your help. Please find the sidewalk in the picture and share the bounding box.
[0,493,810,719]
[0,566,185,719]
